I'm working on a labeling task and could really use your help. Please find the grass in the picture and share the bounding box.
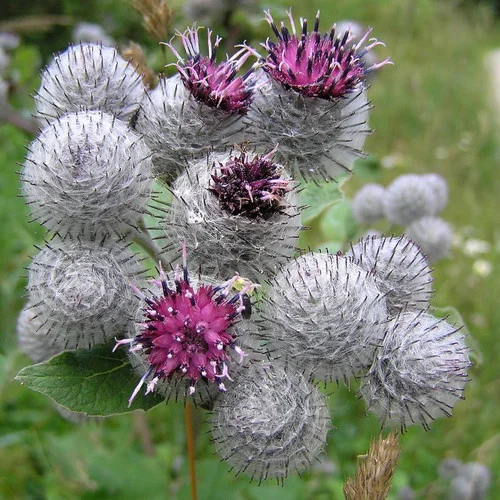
[1,0,499,498]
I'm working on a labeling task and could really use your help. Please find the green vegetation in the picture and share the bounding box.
[1,0,499,497]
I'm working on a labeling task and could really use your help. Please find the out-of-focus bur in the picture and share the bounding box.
[211,360,331,484]
[260,252,388,383]
[384,174,438,225]
[184,0,257,23]
[26,236,145,350]
[347,235,433,314]
[72,22,114,46]
[449,463,492,500]
[22,111,154,238]
[35,44,145,123]
[407,216,453,263]
[162,148,301,281]
[422,173,448,213]
[360,311,471,431]
[352,183,386,224]
[246,10,392,180]
[136,27,257,180]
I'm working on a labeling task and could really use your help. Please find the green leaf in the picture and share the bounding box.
[299,177,347,225]
[15,344,163,416]
[319,199,359,245]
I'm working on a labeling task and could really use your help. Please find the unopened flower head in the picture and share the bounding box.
[35,43,144,122]
[211,360,331,483]
[116,247,254,406]
[168,26,256,115]
[261,10,391,100]
[163,150,301,282]
[361,311,471,431]
[407,216,452,263]
[352,183,386,224]
[347,235,433,314]
[422,173,448,213]
[208,146,294,219]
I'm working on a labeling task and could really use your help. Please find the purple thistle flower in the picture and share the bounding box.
[261,10,392,100]
[116,247,253,406]
[167,26,256,114]
[208,146,294,219]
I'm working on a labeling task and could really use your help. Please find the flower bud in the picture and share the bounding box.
[163,149,301,281]
[260,252,388,383]
[360,311,471,431]
[352,183,386,224]
[422,173,448,213]
[384,174,438,225]
[35,43,144,122]
[22,111,154,237]
[211,360,331,483]
[27,236,145,350]
[346,235,433,314]
[406,216,452,263]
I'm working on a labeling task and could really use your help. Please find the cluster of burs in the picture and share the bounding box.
[17,11,471,484]
[352,172,452,263]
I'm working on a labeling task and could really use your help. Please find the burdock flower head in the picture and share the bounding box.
[168,26,256,115]
[261,10,390,100]
[116,246,256,406]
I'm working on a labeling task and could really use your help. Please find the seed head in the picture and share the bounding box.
[27,236,145,350]
[347,235,433,315]
[384,174,437,226]
[35,44,144,123]
[360,311,471,431]
[116,248,254,406]
[261,10,390,100]
[168,26,256,115]
[352,183,386,224]
[211,360,331,484]
[22,111,154,237]
[406,216,452,263]
[260,252,388,383]
[162,149,301,282]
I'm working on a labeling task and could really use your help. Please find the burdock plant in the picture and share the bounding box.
[14,7,472,499]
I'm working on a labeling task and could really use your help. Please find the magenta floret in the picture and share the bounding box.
[261,10,391,100]
[168,26,256,114]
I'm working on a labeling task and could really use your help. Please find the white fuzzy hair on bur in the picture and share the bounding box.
[22,111,154,238]
[406,216,453,263]
[211,361,331,484]
[35,43,144,123]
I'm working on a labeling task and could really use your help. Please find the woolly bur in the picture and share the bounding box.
[136,27,257,179]
[116,247,255,407]
[407,216,453,263]
[35,43,145,122]
[347,235,433,314]
[26,236,145,350]
[246,10,392,180]
[162,148,301,281]
[360,311,470,431]
[211,361,331,484]
[352,183,386,224]
[259,252,388,383]
[22,111,154,237]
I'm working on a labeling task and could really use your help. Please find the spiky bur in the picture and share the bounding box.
[360,311,471,432]
[136,29,257,180]
[347,235,433,315]
[162,149,301,282]
[22,111,153,238]
[27,235,145,350]
[246,11,391,180]
[352,183,386,224]
[406,216,452,263]
[211,360,331,484]
[116,249,256,407]
[35,44,144,123]
[343,431,400,500]
[383,174,438,226]
[422,173,448,213]
[259,252,388,383]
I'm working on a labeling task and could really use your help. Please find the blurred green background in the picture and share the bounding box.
[1,0,499,498]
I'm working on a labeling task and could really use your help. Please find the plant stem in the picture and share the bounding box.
[185,401,198,500]
[130,222,169,269]
[133,412,155,456]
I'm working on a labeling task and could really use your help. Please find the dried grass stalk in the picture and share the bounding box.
[344,431,400,500]
[133,0,172,42]
[122,42,157,89]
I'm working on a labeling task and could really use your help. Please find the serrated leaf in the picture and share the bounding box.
[15,344,163,416]
[299,177,347,225]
